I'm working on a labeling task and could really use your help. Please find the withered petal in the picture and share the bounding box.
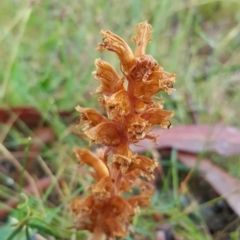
[134,99,148,113]
[97,30,135,73]
[133,69,176,99]
[103,217,128,237]
[93,58,124,94]
[90,176,113,200]
[141,107,174,128]
[84,122,121,146]
[113,143,139,173]
[126,155,158,180]
[102,90,131,120]
[75,105,107,130]
[107,195,133,215]
[128,55,158,82]
[70,195,95,216]
[127,194,151,208]
[124,114,151,142]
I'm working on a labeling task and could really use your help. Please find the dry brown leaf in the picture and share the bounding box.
[0,107,74,127]
[131,125,240,157]
[178,152,240,216]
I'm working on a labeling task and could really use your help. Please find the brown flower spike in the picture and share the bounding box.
[70,21,176,239]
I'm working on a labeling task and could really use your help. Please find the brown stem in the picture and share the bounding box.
[127,79,136,114]
[89,227,105,240]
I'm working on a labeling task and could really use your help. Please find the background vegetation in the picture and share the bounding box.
[1,0,240,239]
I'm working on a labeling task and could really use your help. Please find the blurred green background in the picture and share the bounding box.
[1,0,240,239]
[1,0,240,127]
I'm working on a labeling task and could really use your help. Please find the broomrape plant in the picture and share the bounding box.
[70,21,176,240]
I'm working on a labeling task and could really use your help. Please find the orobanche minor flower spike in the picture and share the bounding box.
[70,22,176,239]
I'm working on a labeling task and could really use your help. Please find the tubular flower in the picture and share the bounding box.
[75,105,107,131]
[93,59,124,94]
[100,90,131,120]
[70,22,176,239]
[84,122,121,146]
[90,176,114,200]
[141,106,174,128]
[133,72,176,102]
[126,155,159,180]
[97,30,135,73]
[128,55,159,82]
[124,114,150,142]
[112,143,139,173]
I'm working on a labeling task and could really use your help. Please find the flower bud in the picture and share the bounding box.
[73,148,109,179]
[131,21,153,57]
